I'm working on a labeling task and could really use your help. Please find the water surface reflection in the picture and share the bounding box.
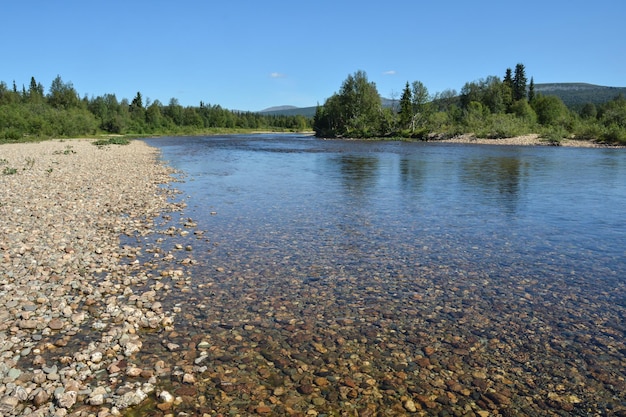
[136,134,625,415]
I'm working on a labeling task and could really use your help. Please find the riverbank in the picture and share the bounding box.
[0,139,186,416]
[436,133,617,147]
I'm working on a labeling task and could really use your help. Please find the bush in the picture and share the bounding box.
[540,126,568,145]
[532,95,570,126]
[573,120,603,140]
[600,124,626,144]
[92,137,130,146]
[475,113,533,139]
[3,128,22,141]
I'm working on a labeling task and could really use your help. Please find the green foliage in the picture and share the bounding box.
[1,75,312,141]
[314,71,383,137]
[0,158,18,175]
[528,77,535,103]
[476,113,534,139]
[48,75,80,109]
[540,126,568,145]
[569,95,626,144]
[53,145,76,155]
[573,119,603,140]
[399,82,412,129]
[92,137,131,146]
[1,67,622,144]
[312,62,619,143]
[532,94,570,126]
[460,76,509,114]
[510,99,536,124]
[512,63,527,102]
[601,124,626,144]
[397,80,430,133]
[579,102,597,119]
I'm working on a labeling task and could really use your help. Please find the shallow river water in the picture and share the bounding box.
[137,134,626,416]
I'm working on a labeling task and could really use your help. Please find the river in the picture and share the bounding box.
[138,134,626,415]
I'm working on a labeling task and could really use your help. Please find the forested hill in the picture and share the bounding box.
[259,83,626,117]
[534,83,626,109]
[260,83,626,116]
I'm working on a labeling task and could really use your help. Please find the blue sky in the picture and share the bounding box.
[2,0,624,111]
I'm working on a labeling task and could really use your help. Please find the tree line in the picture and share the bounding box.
[313,65,626,144]
[0,76,311,141]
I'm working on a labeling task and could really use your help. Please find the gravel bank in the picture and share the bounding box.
[436,134,615,147]
[0,139,183,416]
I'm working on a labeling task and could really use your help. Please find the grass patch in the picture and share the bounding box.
[2,166,17,175]
[92,137,131,147]
[53,145,76,155]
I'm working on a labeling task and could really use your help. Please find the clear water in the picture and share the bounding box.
[141,134,626,414]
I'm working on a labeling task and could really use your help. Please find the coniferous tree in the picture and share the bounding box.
[528,77,535,103]
[503,68,513,89]
[399,82,412,129]
[130,91,143,110]
[29,77,38,95]
[512,63,527,102]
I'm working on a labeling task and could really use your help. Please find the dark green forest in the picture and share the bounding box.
[0,76,311,143]
[313,65,626,145]
[2,67,626,145]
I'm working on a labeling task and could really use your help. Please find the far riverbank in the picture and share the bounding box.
[435,133,622,147]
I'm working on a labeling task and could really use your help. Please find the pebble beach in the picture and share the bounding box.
[0,139,182,416]
[436,134,614,147]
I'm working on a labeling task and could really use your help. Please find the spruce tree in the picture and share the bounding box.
[528,77,535,102]
[503,68,513,89]
[512,63,527,102]
[399,82,412,129]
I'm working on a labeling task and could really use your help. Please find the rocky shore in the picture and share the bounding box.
[0,139,185,416]
[436,133,615,147]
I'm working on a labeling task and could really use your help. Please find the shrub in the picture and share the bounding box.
[540,126,568,145]
[475,113,533,139]
[600,124,626,144]
[573,120,603,140]
[92,137,130,147]
[3,128,22,141]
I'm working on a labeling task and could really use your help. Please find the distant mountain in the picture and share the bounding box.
[258,105,318,117]
[257,98,399,118]
[260,105,300,113]
[257,83,626,117]
[535,83,626,109]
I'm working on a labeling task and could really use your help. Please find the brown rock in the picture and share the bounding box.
[48,318,64,330]
[18,319,39,329]
[416,357,431,367]
[298,384,314,395]
[344,377,357,388]
[156,402,172,411]
[314,376,330,387]
[473,378,489,391]
[33,389,50,406]
[485,391,512,406]
[256,405,272,414]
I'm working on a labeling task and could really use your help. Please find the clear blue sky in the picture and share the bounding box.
[2,0,624,111]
